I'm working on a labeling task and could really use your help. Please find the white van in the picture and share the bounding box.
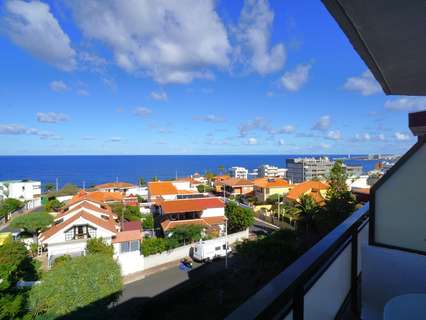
[193,238,232,262]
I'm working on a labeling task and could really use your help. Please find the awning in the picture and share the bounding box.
[322,0,426,96]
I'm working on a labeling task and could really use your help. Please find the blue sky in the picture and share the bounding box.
[0,0,423,155]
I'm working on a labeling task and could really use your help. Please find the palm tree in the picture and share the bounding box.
[295,194,318,233]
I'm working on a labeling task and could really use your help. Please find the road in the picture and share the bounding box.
[119,259,226,306]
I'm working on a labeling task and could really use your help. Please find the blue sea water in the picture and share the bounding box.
[0,155,378,188]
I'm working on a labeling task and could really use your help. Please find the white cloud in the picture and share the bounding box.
[107,137,123,142]
[67,0,230,84]
[0,123,61,140]
[355,133,371,141]
[49,80,69,92]
[76,89,89,96]
[133,107,152,117]
[150,91,168,101]
[276,125,295,134]
[280,64,311,91]
[378,133,385,141]
[234,0,285,74]
[4,0,76,71]
[193,114,225,123]
[82,136,96,140]
[312,115,331,131]
[247,137,257,145]
[344,70,381,96]
[326,130,341,140]
[37,112,69,123]
[320,143,330,149]
[278,139,285,145]
[385,97,426,112]
[394,132,410,141]
[239,117,271,137]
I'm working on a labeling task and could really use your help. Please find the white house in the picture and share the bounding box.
[39,197,143,275]
[229,167,249,180]
[0,180,41,209]
[147,181,201,201]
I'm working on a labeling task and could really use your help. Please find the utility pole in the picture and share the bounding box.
[55,177,59,192]
[277,194,281,222]
[82,180,86,191]
[121,207,124,231]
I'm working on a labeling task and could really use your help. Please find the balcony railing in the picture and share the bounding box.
[226,203,369,320]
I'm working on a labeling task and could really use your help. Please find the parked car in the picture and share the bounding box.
[193,238,231,262]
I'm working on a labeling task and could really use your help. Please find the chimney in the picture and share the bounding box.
[409,110,426,141]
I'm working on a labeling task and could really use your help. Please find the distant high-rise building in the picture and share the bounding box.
[286,157,363,183]
[257,164,287,179]
[229,166,248,180]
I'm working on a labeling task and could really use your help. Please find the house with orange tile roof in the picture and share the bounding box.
[94,182,136,193]
[39,198,143,275]
[69,190,123,205]
[148,181,200,201]
[221,178,254,197]
[253,178,291,203]
[155,197,226,235]
[286,180,329,205]
[212,175,231,193]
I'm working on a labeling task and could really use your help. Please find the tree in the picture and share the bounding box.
[168,224,203,245]
[10,212,53,244]
[86,238,114,256]
[0,198,24,220]
[225,201,254,233]
[0,239,38,320]
[44,183,55,193]
[204,171,216,183]
[52,255,72,269]
[139,177,146,186]
[316,161,358,233]
[110,203,141,221]
[141,214,154,229]
[45,198,63,212]
[151,176,159,182]
[295,194,319,232]
[266,193,284,205]
[218,165,225,175]
[47,183,79,197]
[29,254,122,319]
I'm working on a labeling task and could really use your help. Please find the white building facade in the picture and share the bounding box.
[229,167,249,180]
[257,165,287,179]
[0,180,41,209]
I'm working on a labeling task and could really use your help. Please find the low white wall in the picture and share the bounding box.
[117,251,144,276]
[143,229,249,271]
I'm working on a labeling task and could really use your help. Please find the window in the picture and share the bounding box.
[88,226,96,238]
[120,240,140,253]
[215,246,221,251]
[65,228,74,241]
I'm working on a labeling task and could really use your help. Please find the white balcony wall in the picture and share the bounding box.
[303,244,351,320]
[375,143,426,252]
[362,244,426,320]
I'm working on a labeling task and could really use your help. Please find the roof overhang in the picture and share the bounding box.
[322,0,426,96]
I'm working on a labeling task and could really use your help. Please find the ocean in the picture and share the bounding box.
[0,155,378,188]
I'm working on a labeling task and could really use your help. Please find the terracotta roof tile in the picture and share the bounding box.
[148,182,179,196]
[160,218,210,231]
[69,190,123,204]
[158,198,224,214]
[95,182,135,189]
[112,230,142,243]
[222,178,254,187]
[287,180,329,202]
[253,178,290,188]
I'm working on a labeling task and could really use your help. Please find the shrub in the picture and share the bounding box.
[0,198,24,219]
[110,203,142,221]
[45,198,63,212]
[86,238,114,257]
[52,255,72,269]
[168,224,203,245]
[29,254,122,318]
[10,212,53,237]
[141,237,168,256]
[141,214,154,229]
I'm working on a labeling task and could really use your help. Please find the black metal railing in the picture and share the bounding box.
[226,203,369,320]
